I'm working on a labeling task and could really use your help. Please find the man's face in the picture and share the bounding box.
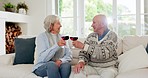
[91,16,104,32]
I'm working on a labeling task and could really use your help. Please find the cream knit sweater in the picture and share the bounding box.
[79,31,118,67]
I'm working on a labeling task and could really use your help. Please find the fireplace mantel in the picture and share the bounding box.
[0,11,30,23]
[0,11,31,55]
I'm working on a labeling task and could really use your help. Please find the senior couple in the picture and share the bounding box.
[32,14,118,78]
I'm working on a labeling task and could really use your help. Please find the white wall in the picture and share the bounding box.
[7,0,47,36]
[0,0,8,11]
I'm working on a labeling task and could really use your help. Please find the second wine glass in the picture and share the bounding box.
[70,37,78,41]
[70,36,78,48]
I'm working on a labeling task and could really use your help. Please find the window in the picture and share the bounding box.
[59,0,85,37]
[59,0,74,35]
[117,0,136,37]
[141,0,148,35]
[85,0,113,37]
[58,0,148,38]
[117,0,148,37]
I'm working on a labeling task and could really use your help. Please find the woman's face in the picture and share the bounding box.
[50,20,62,34]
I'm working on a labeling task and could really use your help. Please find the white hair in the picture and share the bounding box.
[44,15,60,32]
[95,14,108,29]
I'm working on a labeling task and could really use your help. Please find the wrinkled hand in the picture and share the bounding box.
[58,39,66,47]
[73,62,85,74]
[72,41,84,49]
[55,60,62,67]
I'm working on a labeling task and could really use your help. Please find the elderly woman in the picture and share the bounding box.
[32,15,72,78]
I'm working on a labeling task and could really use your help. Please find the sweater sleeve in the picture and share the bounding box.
[60,47,72,63]
[36,33,61,63]
[79,33,95,64]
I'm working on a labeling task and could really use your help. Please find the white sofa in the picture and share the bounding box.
[1,35,148,78]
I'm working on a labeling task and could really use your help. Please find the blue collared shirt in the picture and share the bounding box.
[98,29,109,41]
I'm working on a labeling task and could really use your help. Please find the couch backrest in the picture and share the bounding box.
[117,38,123,56]
[0,53,15,65]
[26,35,148,65]
[122,35,148,52]
[69,35,148,56]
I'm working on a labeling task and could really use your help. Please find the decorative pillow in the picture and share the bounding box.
[146,44,148,53]
[13,37,36,65]
[118,45,148,73]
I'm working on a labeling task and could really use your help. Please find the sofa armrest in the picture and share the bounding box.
[0,53,15,65]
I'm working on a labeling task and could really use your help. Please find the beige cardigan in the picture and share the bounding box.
[79,31,118,67]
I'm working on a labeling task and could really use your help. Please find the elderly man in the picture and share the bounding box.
[72,14,118,78]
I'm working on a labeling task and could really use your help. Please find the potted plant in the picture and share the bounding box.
[3,2,15,12]
[16,2,28,14]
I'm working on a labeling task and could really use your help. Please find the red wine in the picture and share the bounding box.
[70,37,78,41]
[61,36,69,40]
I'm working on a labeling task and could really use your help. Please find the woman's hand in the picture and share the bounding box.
[55,60,62,67]
[58,39,66,46]
[72,41,84,49]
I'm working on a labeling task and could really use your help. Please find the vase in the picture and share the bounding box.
[5,8,15,12]
[18,8,27,14]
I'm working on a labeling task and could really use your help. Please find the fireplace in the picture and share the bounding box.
[5,22,22,54]
[0,11,30,55]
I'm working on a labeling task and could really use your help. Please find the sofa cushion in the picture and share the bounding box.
[71,48,81,59]
[13,37,36,65]
[116,68,148,78]
[0,64,33,78]
[117,38,123,56]
[122,35,148,52]
[0,53,15,65]
[118,45,148,73]
[70,58,79,65]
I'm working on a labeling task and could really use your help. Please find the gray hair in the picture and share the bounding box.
[95,14,108,29]
[44,15,60,32]
[97,14,108,27]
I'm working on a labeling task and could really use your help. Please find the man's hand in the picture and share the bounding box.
[58,39,66,47]
[55,60,62,67]
[73,62,85,74]
[72,41,84,49]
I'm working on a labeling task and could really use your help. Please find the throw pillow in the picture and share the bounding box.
[118,45,148,73]
[13,37,36,65]
[146,44,148,53]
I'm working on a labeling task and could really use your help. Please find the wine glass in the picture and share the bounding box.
[61,36,69,40]
[70,36,78,48]
[61,36,69,48]
[70,37,78,41]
